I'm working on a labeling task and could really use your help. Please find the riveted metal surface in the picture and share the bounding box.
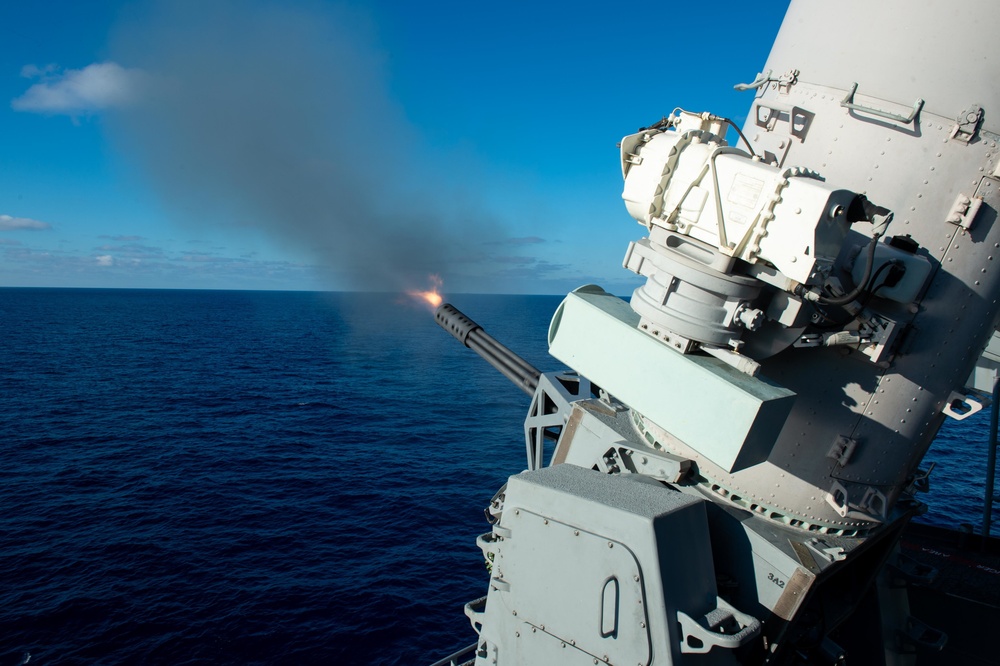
[498,509,651,666]
[760,1,1000,130]
[642,20,1000,531]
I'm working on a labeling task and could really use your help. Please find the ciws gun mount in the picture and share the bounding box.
[431,1,1000,664]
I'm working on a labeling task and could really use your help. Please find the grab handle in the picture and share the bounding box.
[841,82,924,124]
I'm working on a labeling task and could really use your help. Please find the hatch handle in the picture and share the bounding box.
[841,82,924,124]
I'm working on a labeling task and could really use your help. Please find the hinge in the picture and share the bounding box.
[827,435,857,466]
[945,192,984,231]
[949,104,983,143]
[777,69,799,94]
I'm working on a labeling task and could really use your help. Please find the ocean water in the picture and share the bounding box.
[0,288,993,665]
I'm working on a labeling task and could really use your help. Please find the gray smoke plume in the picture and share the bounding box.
[108,0,502,292]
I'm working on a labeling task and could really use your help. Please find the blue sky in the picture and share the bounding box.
[1,1,789,294]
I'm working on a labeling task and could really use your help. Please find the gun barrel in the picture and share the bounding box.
[435,303,540,396]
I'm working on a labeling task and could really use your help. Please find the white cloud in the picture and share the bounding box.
[11,62,150,114]
[96,255,114,266]
[0,214,51,230]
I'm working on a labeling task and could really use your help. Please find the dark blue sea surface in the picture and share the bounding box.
[0,288,994,664]
[0,289,559,665]
[921,408,995,531]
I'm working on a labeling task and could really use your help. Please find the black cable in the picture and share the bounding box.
[817,234,882,306]
[859,262,902,308]
[640,111,757,159]
[863,261,896,295]
[811,260,901,330]
[721,117,757,158]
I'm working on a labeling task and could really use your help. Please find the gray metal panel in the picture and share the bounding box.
[761,0,1000,132]
[846,178,1000,499]
[477,465,730,665]
[498,510,651,665]
[648,2,1000,530]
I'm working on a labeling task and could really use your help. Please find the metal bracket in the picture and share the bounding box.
[463,596,488,636]
[806,537,847,563]
[887,552,938,587]
[609,444,692,483]
[524,371,591,470]
[898,616,948,652]
[752,132,791,167]
[859,486,888,519]
[858,314,899,366]
[841,82,924,125]
[677,598,762,653]
[754,102,813,139]
[949,104,983,143]
[825,480,850,518]
[941,391,984,420]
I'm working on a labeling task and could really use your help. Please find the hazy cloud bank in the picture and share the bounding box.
[1,241,318,290]
[0,215,51,230]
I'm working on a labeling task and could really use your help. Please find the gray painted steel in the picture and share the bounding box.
[434,0,1000,663]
